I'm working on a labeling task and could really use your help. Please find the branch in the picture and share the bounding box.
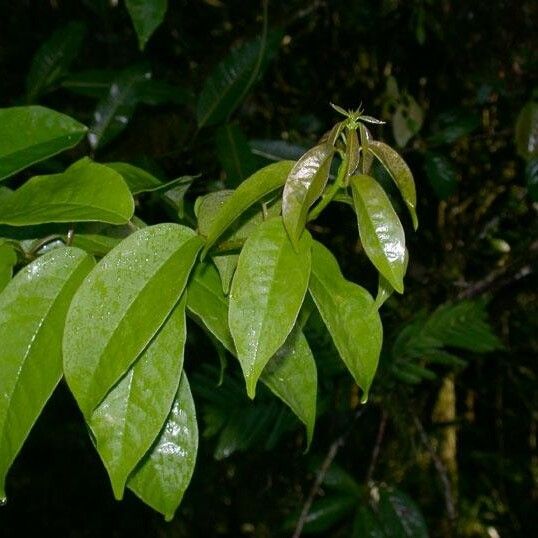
[366,410,388,483]
[292,407,366,538]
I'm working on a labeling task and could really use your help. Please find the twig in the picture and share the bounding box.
[292,407,366,538]
[366,410,388,483]
[412,415,457,524]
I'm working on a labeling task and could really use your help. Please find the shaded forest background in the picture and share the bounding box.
[0,1,537,536]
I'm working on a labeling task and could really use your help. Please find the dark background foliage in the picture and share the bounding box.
[0,1,536,536]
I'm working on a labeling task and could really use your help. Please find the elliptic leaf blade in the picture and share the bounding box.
[202,161,295,255]
[309,241,382,398]
[126,0,168,51]
[128,373,198,521]
[90,296,187,500]
[63,224,202,417]
[0,106,87,181]
[0,248,95,500]
[351,174,406,294]
[0,157,134,226]
[368,140,418,229]
[282,143,334,246]
[229,218,311,398]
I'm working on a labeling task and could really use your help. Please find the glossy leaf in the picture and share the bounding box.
[424,152,458,200]
[0,157,134,226]
[197,31,282,128]
[0,242,17,292]
[345,129,360,177]
[358,123,373,174]
[201,160,294,255]
[261,327,317,446]
[0,248,94,500]
[186,262,236,354]
[282,143,334,247]
[128,373,198,522]
[309,241,382,398]
[105,162,162,193]
[215,123,258,187]
[229,218,311,398]
[0,106,87,181]
[88,66,151,150]
[126,0,168,50]
[90,296,186,500]
[515,101,538,160]
[375,249,409,309]
[351,174,406,294]
[26,21,86,102]
[197,189,281,293]
[367,141,418,230]
[187,263,316,443]
[63,224,202,417]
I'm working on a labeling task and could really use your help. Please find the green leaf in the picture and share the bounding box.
[367,141,418,230]
[201,160,294,255]
[187,264,315,441]
[90,296,186,500]
[126,0,168,51]
[128,372,198,521]
[62,70,193,106]
[186,262,236,354]
[358,123,374,174]
[250,139,308,162]
[88,65,151,150]
[428,109,480,145]
[352,507,385,538]
[261,327,317,446]
[309,241,382,399]
[63,224,202,417]
[376,486,428,537]
[285,495,357,534]
[0,248,94,500]
[26,21,86,102]
[0,242,17,292]
[0,106,87,181]
[423,152,458,200]
[0,157,134,226]
[282,143,335,247]
[105,162,162,193]
[229,218,311,398]
[197,31,282,128]
[375,249,409,309]
[515,101,538,161]
[61,69,117,99]
[197,189,282,293]
[215,123,258,188]
[351,175,406,294]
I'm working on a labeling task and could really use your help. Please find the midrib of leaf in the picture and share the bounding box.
[354,187,400,284]
[245,234,293,370]
[0,259,89,444]
[2,200,131,222]
[84,237,199,414]
[0,134,85,180]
